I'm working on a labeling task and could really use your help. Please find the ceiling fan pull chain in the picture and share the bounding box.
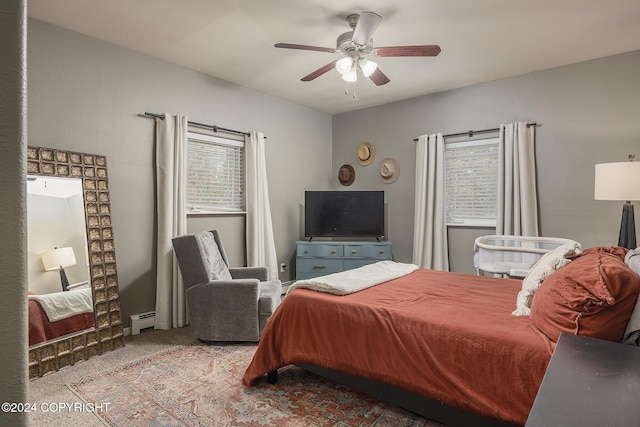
[353,81,357,99]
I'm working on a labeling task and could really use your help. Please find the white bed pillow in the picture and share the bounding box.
[626,248,640,277]
[623,248,640,345]
[512,241,582,316]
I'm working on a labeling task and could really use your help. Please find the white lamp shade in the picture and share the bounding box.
[594,161,640,201]
[335,57,353,75]
[359,58,378,77]
[341,69,357,83]
[42,247,77,271]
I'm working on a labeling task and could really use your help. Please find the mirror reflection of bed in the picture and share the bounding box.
[27,146,124,379]
[26,175,95,347]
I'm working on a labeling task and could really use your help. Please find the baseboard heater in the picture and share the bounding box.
[130,311,156,335]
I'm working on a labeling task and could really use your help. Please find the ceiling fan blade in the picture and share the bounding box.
[368,68,390,86]
[275,43,336,53]
[301,60,338,81]
[351,11,382,45]
[375,45,442,57]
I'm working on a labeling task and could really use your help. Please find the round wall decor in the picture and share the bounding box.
[357,142,376,166]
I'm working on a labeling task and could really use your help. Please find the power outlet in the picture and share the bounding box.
[279,263,287,273]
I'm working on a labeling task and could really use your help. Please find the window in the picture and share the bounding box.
[445,137,499,226]
[186,132,245,213]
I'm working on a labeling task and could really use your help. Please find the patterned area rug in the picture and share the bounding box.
[69,342,443,426]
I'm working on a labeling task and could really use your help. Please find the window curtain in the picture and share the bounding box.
[245,131,279,280]
[154,114,188,330]
[412,133,449,271]
[497,122,539,236]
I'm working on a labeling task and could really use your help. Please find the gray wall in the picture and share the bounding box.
[27,19,332,326]
[0,1,28,426]
[333,50,640,273]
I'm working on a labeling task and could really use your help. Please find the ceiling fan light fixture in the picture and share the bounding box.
[274,10,441,88]
[359,58,378,77]
[335,57,353,75]
[342,68,357,83]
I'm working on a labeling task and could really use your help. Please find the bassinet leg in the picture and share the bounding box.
[267,370,278,384]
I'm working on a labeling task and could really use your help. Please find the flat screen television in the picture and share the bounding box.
[304,190,384,239]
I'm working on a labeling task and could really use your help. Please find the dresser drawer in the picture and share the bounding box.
[344,243,392,259]
[344,259,383,270]
[297,243,343,258]
[296,258,343,277]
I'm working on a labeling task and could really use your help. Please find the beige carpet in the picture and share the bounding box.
[28,327,195,426]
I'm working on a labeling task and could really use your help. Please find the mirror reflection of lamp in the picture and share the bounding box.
[41,247,77,292]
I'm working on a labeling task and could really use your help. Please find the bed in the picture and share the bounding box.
[243,248,640,426]
[28,288,95,346]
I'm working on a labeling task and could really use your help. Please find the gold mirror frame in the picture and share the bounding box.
[27,146,124,379]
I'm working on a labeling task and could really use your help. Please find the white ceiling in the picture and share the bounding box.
[28,0,640,115]
[27,176,83,198]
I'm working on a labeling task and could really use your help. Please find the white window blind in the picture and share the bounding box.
[445,137,499,226]
[186,132,245,213]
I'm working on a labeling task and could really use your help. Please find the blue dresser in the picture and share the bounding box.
[296,240,393,280]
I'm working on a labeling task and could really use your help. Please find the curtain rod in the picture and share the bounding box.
[140,112,251,137]
[412,122,539,142]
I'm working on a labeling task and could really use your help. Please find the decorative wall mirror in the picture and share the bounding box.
[27,146,124,379]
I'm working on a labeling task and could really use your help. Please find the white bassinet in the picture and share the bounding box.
[473,235,580,278]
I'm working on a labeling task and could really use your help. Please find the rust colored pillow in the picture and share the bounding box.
[529,248,640,343]
[581,246,628,261]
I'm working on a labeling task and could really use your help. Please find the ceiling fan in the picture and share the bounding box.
[275,11,441,86]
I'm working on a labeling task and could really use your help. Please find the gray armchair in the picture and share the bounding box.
[171,230,281,342]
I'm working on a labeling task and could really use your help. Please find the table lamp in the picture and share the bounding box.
[594,155,640,249]
[41,247,77,291]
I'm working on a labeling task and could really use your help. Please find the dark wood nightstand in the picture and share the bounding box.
[526,332,640,426]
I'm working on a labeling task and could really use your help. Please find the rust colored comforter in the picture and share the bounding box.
[243,269,552,425]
